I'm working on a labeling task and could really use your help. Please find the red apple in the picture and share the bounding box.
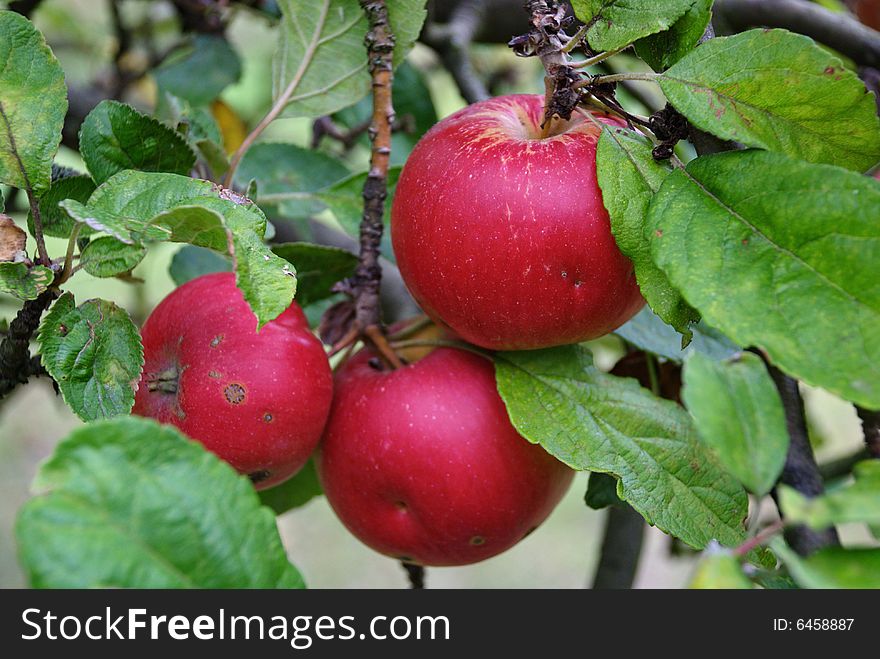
[391,94,644,350]
[133,272,333,489]
[317,346,574,566]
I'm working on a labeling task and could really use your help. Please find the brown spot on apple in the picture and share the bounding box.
[248,470,271,484]
[210,335,223,348]
[469,535,486,546]
[224,382,246,404]
[263,412,274,423]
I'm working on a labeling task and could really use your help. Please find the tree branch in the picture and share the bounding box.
[767,365,840,556]
[714,0,880,68]
[591,504,645,589]
[109,0,134,98]
[422,0,490,104]
[170,0,227,35]
[855,406,880,459]
[0,290,57,401]
[323,0,405,370]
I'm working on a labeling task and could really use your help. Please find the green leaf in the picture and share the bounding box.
[60,171,296,328]
[683,352,788,496]
[273,0,426,118]
[689,550,752,589]
[495,345,748,549]
[238,143,349,218]
[158,94,229,177]
[647,150,880,408]
[584,471,623,509]
[16,416,304,588]
[78,100,196,185]
[634,0,712,71]
[317,166,402,236]
[752,571,798,590]
[773,540,880,589]
[28,174,96,239]
[79,236,146,278]
[37,293,143,421]
[0,262,53,300]
[571,0,696,52]
[659,29,880,172]
[169,244,231,286]
[272,242,357,306]
[779,461,880,529]
[596,126,699,339]
[616,306,738,363]
[154,35,242,106]
[259,459,323,515]
[0,11,67,194]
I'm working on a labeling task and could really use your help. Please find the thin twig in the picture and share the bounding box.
[715,0,880,68]
[422,0,490,103]
[109,0,133,98]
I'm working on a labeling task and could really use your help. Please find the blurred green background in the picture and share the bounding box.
[0,0,870,588]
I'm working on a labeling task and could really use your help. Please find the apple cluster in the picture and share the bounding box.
[134,95,644,568]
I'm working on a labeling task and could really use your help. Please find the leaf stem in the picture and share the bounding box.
[571,45,627,67]
[561,23,589,54]
[387,314,432,340]
[57,223,81,286]
[591,72,661,85]
[389,338,493,361]
[222,0,332,187]
[733,519,785,557]
[26,191,51,268]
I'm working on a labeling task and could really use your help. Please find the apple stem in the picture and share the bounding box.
[401,562,425,589]
[387,315,433,341]
[390,338,493,362]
